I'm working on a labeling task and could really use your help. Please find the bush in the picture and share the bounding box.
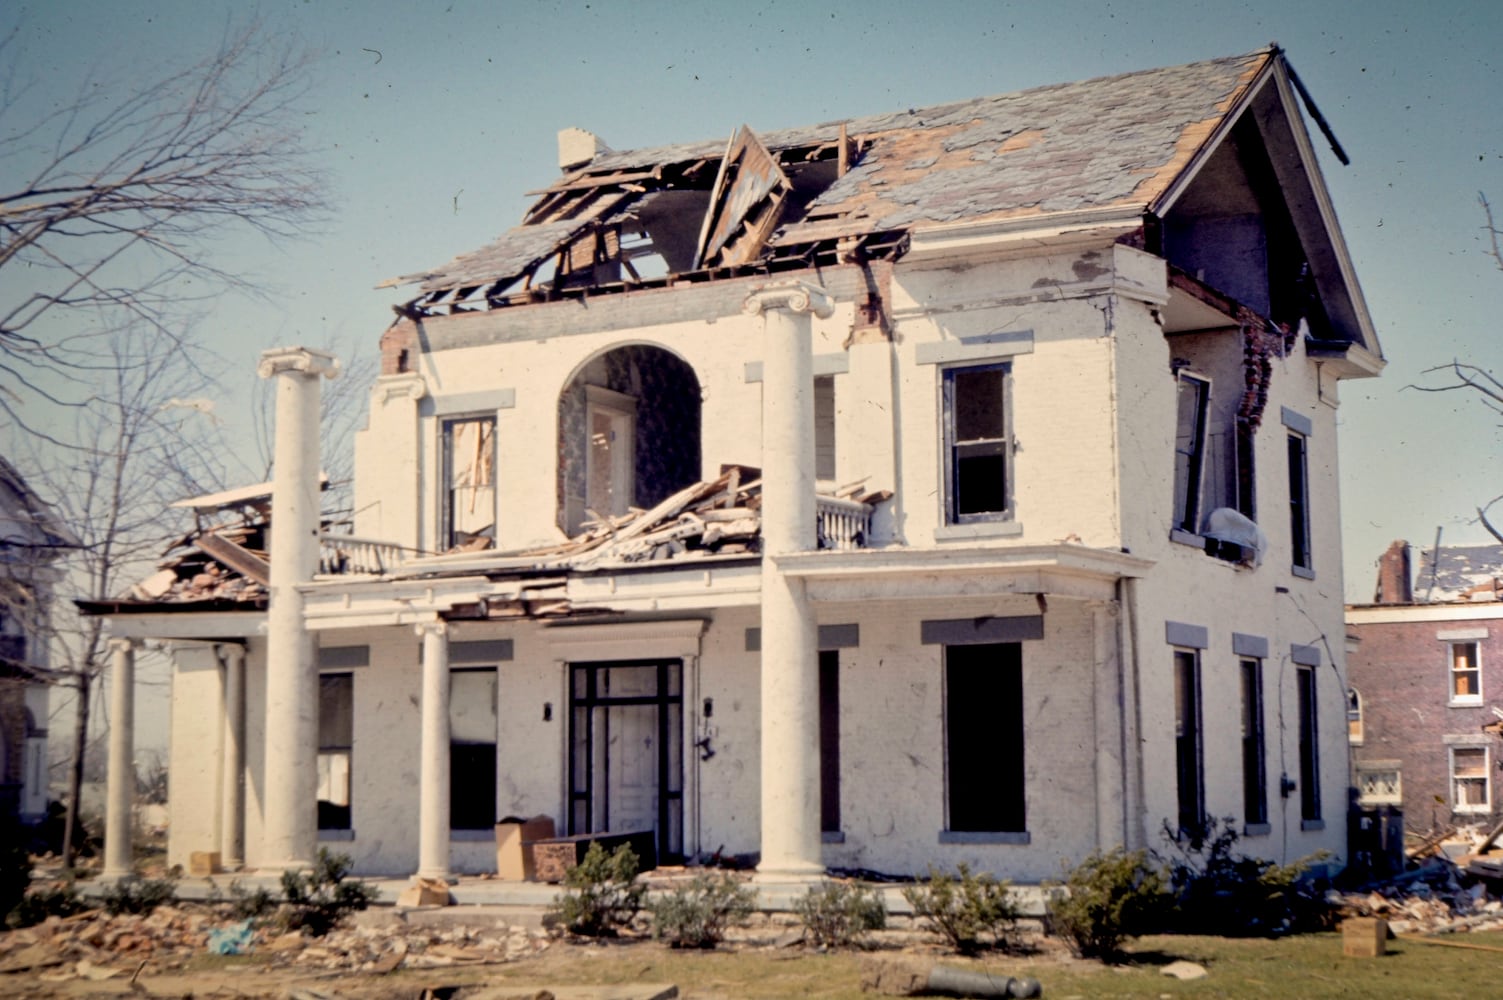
[795,880,887,948]
[101,874,178,916]
[228,880,277,921]
[6,882,85,928]
[276,848,375,936]
[649,871,755,948]
[1159,816,1332,936]
[901,864,1021,955]
[1046,848,1166,960]
[548,842,645,937]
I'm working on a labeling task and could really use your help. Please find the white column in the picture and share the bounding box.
[1089,600,1126,850]
[416,621,452,880]
[102,637,136,878]
[258,346,340,871]
[219,643,246,869]
[744,280,833,881]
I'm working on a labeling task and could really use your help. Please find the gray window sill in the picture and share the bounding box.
[318,829,355,841]
[1243,823,1271,837]
[1291,565,1316,580]
[450,829,495,842]
[939,830,1030,845]
[1170,529,1204,548]
[821,831,846,844]
[1300,819,1324,832]
[935,521,1024,542]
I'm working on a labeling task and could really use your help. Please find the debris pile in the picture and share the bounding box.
[0,904,549,983]
[1328,858,1503,935]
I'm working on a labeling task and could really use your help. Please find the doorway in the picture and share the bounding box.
[568,660,683,861]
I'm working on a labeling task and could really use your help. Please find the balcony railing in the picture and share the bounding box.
[318,535,420,576]
[816,495,873,551]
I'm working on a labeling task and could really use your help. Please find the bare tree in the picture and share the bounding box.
[0,20,328,440]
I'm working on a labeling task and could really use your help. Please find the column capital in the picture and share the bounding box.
[373,372,427,404]
[258,346,341,381]
[742,279,834,320]
[106,636,138,655]
[414,621,449,639]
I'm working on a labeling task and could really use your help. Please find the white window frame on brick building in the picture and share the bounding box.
[1448,640,1482,706]
[1451,745,1490,814]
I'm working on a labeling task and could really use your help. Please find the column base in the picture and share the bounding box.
[753,860,826,884]
[414,870,454,884]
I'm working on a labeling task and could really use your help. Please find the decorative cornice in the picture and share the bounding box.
[257,347,341,381]
[742,279,834,320]
[373,372,427,404]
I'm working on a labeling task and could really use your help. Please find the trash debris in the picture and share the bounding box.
[1160,960,1208,980]
[206,919,254,955]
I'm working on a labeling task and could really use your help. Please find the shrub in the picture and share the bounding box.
[795,880,887,948]
[1159,816,1332,936]
[101,874,178,916]
[6,882,85,928]
[276,848,375,936]
[548,842,645,937]
[228,880,278,921]
[901,864,1021,955]
[1046,848,1166,960]
[649,871,755,948]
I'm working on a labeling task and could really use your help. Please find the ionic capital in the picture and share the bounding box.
[257,346,341,381]
[743,279,835,320]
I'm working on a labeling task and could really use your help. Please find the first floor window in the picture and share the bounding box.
[945,643,1024,832]
[450,668,498,830]
[1449,641,1482,704]
[1240,659,1267,826]
[317,673,354,831]
[1174,650,1204,836]
[1452,747,1491,814]
[1297,665,1320,822]
[820,650,841,834]
[1173,372,1210,533]
[943,363,1012,523]
[442,415,496,550]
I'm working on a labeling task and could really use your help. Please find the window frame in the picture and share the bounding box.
[1174,648,1206,838]
[1296,664,1321,824]
[941,362,1014,525]
[1347,687,1364,744]
[1451,746,1491,814]
[449,666,499,832]
[1287,430,1312,574]
[317,671,354,833]
[583,384,638,522]
[1172,371,1211,534]
[1448,641,1483,706]
[440,414,497,551]
[1239,658,1268,827]
[943,642,1026,837]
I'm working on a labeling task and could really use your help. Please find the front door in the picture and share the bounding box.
[569,660,683,861]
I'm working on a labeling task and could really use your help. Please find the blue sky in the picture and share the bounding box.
[7,0,1502,604]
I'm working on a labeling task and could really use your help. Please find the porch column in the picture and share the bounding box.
[416,621,452,880]
[219,643,246,869]
[744,279,833,881]
[102,637,136,878]
[1089,600,1127,850]
[258,346,340,871]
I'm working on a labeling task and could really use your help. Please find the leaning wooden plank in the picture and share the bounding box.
[195,532,270,586]
[600,477,726,548]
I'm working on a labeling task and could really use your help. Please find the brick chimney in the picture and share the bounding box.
[1374,540,1413,604]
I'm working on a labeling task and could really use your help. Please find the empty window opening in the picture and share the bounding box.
[945,643,1025,833]
[1297,665,1320,823]
[1449,642,1482,704]
[450,668,498,831]
[944,364,1012,523]
[1173,373,1210,533]
[1287,431,1311,571]
[1240,659,1267,826]
[1451,747,1490,814]
[1174,649,1205,837]
[318,673,354,831]
[819,650,841,834]
[442,416,496,551]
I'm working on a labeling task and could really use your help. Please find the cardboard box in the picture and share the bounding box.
[495,815,555,880]
[188,851,221,876]
[1342,917,1387,958]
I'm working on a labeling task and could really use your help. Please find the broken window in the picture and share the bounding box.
[943,364,1012,524]
[1296,665,1320,823]
[814,376,837,484]
[1451,747,1490,814]
[1172,372,1211,533]
[819,650,841,835]
[1174,649,1205,837]
[450,668,498,831]
[317,673,354,831]
[1240,659,1267,827]
[1449,641,1482,705]
[442,417,496,550]
[945,643,1025,833]
[1286,430,1311,572]
[1347,687,1364,745]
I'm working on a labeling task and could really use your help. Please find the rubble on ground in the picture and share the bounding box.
[0,902,550,984]
[1327,855,1503,935]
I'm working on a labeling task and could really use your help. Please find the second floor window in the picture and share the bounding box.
[442,416,496,551]
[1449,641,1482,704]
[1173,372,1210,533]
[1287,431,1312,572]
[943,363,1012,523]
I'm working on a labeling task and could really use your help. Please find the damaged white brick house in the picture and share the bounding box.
[90,47,1383,882]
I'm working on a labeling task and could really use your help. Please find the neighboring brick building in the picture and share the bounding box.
[1347,541,1503,832]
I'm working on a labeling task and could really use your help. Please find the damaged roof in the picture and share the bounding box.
[1416,544,1503,604]
[384,48,1277,306]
